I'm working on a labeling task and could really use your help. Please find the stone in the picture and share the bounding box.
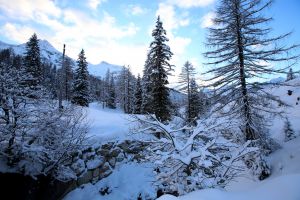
[108,157,116,168]
[99,162,112,179]
[77,170,93,186]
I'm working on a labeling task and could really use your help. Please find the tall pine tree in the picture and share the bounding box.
[134,74,143,114]
[23,33,43,97]
[142,16,173,122]
[72,49,90,107]
[178,61,197,123]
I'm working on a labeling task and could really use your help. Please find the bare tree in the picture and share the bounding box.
[204,0,298,141]
[132,114,259,193]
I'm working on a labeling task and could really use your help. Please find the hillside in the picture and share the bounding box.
[63,78,300,200]
[0,40,123,77]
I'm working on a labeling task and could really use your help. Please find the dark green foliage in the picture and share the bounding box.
[23,33,43,98]
[107,75,116,109]
[134,74,143,114]
[284,118,296,142]
[72,49,90,107]
[142,16,173,122]
[188,79,202,124]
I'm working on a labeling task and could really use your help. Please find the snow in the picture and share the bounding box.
[158,138,300,200]
[88,61,123,78]
[85,103,131,142]
[0,39,123,77]
[267,77,300,143]
[85,103,151,144]
[64,163,156,200]
[157,173,300,200]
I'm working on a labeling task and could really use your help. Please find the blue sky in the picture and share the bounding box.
[0,0,299,83]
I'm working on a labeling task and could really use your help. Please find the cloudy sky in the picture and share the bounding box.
[0,0,299,82]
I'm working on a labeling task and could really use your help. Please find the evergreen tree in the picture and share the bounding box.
[72,49,90,107]
[107,74,116,109]
[141,53,154,114]
[284,118,296,142]
[178,61,197,123]
[286,68,295,81]
[23,33,43,97]
[117,66,136,113]
[63,57,74,101]
[143,16,173,122]
[188,78,202,124]
[102,69,112,107]
[204,0,298,141]
[134,74,143,114]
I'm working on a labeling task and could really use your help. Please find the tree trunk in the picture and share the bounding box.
[235,1,256,140]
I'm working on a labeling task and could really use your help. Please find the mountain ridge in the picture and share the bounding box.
[0,39,123,78]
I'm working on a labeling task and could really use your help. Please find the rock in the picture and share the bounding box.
[110,148,121,157]
[92,168,100,178]
[86,156,105,170]
[108,157,116,168]
[97,149,110,157]
[77,170,93,186]
[99,162,112,179]
[116,153,125,162]
[71,159,86,176]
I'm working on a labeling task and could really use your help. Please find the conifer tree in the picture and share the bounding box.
[141,53,153,114]
[188,78,202,124]
[142,16,173,122]
[63,57,74,101]
[286,68,295,81]
[107,74,116,109]
[134,74,143,114]
[178,61,197,123]
[72,49,90,107]
[284,118,296,142]
[23,33,43,97]
[204,0,298,141]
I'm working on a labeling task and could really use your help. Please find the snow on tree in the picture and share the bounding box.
[23,33,43,98]
[286,68,295,81]
[204,0,298,144]
[72,49,90,107]
[141,53,154,114]
[0,48,88,180]
[284,118,296,142]
[142,16,174,122]
[63,57,74,101]
[178,61,198,123]
[107,73,116,109]
[133,74,143,114]
[116,66,136,113]
[133,114,259,194]
[204,0,298,180]
[188,78,204,124]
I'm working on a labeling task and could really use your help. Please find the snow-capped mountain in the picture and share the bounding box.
[0,40,123,77]
[88,61,124,78]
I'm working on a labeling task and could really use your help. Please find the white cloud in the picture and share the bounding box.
[0,0,61,20]
[0,0,144,72]
[0,23,37,43]
[155,3,192,77]
[127,5,148,16]
[88,0,106,10]
[201,12,216,28]
[167,0,215,8]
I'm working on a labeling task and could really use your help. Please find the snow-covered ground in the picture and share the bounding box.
[84,103,150,145]
[85,103,132,142]
[158,137,300,200]
[64,162,156,200]
[64,78,300,200]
